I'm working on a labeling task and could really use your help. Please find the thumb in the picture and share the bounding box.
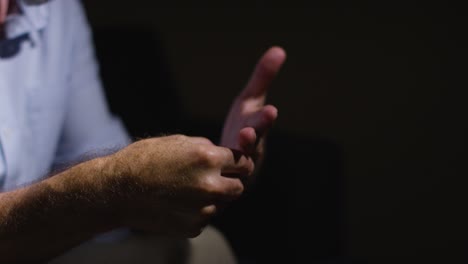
[240,46,287,99]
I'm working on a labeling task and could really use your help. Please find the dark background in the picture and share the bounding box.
[81,1,468,263]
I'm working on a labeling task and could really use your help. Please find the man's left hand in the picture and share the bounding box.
[220,46,286,161]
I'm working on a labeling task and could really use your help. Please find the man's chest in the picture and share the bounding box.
[0,1,73,188]
[0,44,69,189]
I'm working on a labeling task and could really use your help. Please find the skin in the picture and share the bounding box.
[0,2,287,261]
[221,47,286,157]
[0,135,253,262]
[0,0,48,25]
[0,0,8,25]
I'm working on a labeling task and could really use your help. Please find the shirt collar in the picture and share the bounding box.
[5,0,49,39]
[18,0,49,30]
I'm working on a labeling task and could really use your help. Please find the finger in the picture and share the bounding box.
[240,46,287,99]
[216,177,245,201]
[215,146,255,175]
[246,105,278,135]
[239,128,268,161]
[200,174,245,202]
[239,127,256,154]
[200,204,218,218]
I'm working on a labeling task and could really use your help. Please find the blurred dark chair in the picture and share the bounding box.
[93,26,348,263]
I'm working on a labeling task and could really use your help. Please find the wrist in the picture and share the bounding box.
[96,153,138,229]
[92,155,129,230]
[46,156,123,232]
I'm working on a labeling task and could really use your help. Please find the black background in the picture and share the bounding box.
[81,1,468,263]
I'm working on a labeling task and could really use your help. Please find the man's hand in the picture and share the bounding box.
[220,47,286,159]
[106,135,254,237]
[0,135,252,261]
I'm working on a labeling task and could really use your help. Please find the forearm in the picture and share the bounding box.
[0,156,118,262]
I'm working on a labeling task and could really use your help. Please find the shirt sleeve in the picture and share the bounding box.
[53,0,131,165]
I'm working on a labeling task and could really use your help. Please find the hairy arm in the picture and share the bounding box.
[0,156,118,262]
[0,135,252,263]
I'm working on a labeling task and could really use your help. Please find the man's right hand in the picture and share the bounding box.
[104,135,254,237]
[0,134,251,261]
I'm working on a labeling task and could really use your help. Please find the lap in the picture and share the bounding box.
[49,226,237,264]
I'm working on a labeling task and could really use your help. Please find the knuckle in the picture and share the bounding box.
[200,176,224,196]
[199,137,213,145]
[200,205,217,218]
[230,181,245,198]
[200,176,244,200]
[248,162,255,175]
[193,146,220,167]
[191,136,213,145]
[236,159,255,176]
[170,134,187,141]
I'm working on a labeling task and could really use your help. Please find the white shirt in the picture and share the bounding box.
[0,0,130,191]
